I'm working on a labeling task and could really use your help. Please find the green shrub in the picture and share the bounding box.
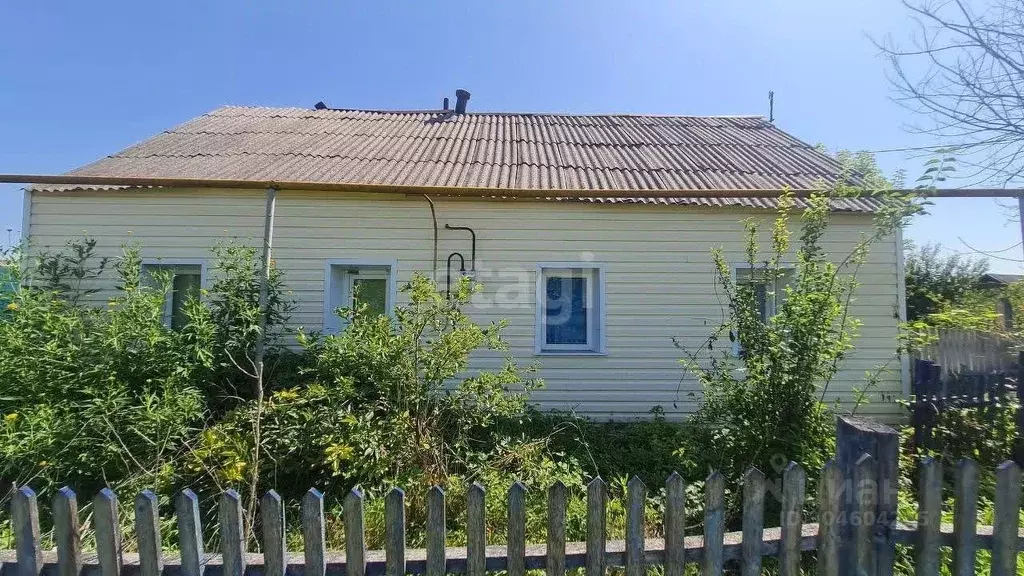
[0,242,209,497]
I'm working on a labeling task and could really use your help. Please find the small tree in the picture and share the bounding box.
[904,242,989,321]
[678,157,922,486]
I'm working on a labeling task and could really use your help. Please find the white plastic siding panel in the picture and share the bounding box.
[28,189,903,421]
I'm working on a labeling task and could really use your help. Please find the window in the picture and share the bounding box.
[735,267,793,322]
[535,264,605,354]
[141,261,204,330]
[324,260,397,334]
[733,266,793,354]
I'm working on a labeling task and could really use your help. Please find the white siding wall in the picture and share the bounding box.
[28,188,905,421]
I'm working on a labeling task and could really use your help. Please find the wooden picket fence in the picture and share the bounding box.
[2,457,1024,576]
[911,327,1015,378]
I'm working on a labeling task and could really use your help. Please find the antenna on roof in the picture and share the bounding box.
[768,91,774,123]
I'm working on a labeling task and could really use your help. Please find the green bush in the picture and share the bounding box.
[0,242,209,497]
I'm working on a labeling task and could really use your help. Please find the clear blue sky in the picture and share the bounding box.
[1,0,1020,271]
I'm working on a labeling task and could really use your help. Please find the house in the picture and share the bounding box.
[21,93,906,420]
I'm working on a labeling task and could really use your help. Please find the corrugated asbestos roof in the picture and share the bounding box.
[44,105,878,211]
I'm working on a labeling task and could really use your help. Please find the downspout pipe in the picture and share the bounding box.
[253,186,277,384]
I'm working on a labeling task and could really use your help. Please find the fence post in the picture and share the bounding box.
[835,416,899,576]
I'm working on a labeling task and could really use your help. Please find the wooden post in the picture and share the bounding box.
[176,489,205,576]
[817,461,843,576]
[302,489,326,576]
[546,482,567,576]
[585,478,606,576]
[991,461,1022,576]
[53,487,81,576]
[261,490,286,576]
[385,488,406,576]
[835,416,899,576]
[779,463,805,576]
[741,468,765,576]
[664,472,686,576]
[219,490,245,576]
[507,482,527,576]
[426,486,446,576]
[12,487,41,576]
[915,458,942,575]
[135,490,163,576]
[625,477,645,576]
[345,489,367,576]
[467,483,486,576]
[93,489,122,576]
[952,459,979,576]
[703,472,725,576]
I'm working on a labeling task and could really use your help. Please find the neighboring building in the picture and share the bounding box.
[978,273,1023,330]
[22,96,905,420]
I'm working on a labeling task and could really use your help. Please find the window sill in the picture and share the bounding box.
[534,350,608,357]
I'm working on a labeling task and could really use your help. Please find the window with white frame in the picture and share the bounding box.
[733,266,793,355]
[734,266,794,322]
[141,262,204,330]
[535,264,605,354]
[324,261,396,334]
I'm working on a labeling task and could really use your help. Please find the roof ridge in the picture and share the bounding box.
[212,104,767,120]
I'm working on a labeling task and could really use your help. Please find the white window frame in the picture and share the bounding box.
[140,258,207,328]
[323,259,398,334]
[731,263,794,355]
[534,262,606,355]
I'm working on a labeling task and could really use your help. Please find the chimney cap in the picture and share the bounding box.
[455,89,471,113]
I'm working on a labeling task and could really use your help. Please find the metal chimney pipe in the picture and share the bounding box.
[455,89,470,113]
[443,97,449,111]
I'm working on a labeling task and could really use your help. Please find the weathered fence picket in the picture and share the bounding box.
[952,459,979,576]
[624,477,644,576]
[506,482,526,576]
[584,478,605,576]
[426,486,445,576]
[663,473,685,576]
[384,488,405,576]
[52,488,80,576]
[779,463,805,576]
[301,489,326,576]
[175,489,204,576]
[92,489,121,576]
[218,490,244,576]
[740,468,764,576]
[467,483,486,576]
[260,490,285,576]
[816,461,842,576]
[546,482,567,576]
[134,491,162,576]
[991,461,1022,576]
[5,457,1024,576]
[343,489,366,576]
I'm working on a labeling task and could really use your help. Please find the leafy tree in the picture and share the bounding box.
[904,242,989,320]
[881,0,1024,185]
[678,156,923,490]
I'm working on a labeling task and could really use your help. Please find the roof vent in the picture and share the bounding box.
[314,101,328,110]
[455,89,470,114]
[443,97,450,111]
